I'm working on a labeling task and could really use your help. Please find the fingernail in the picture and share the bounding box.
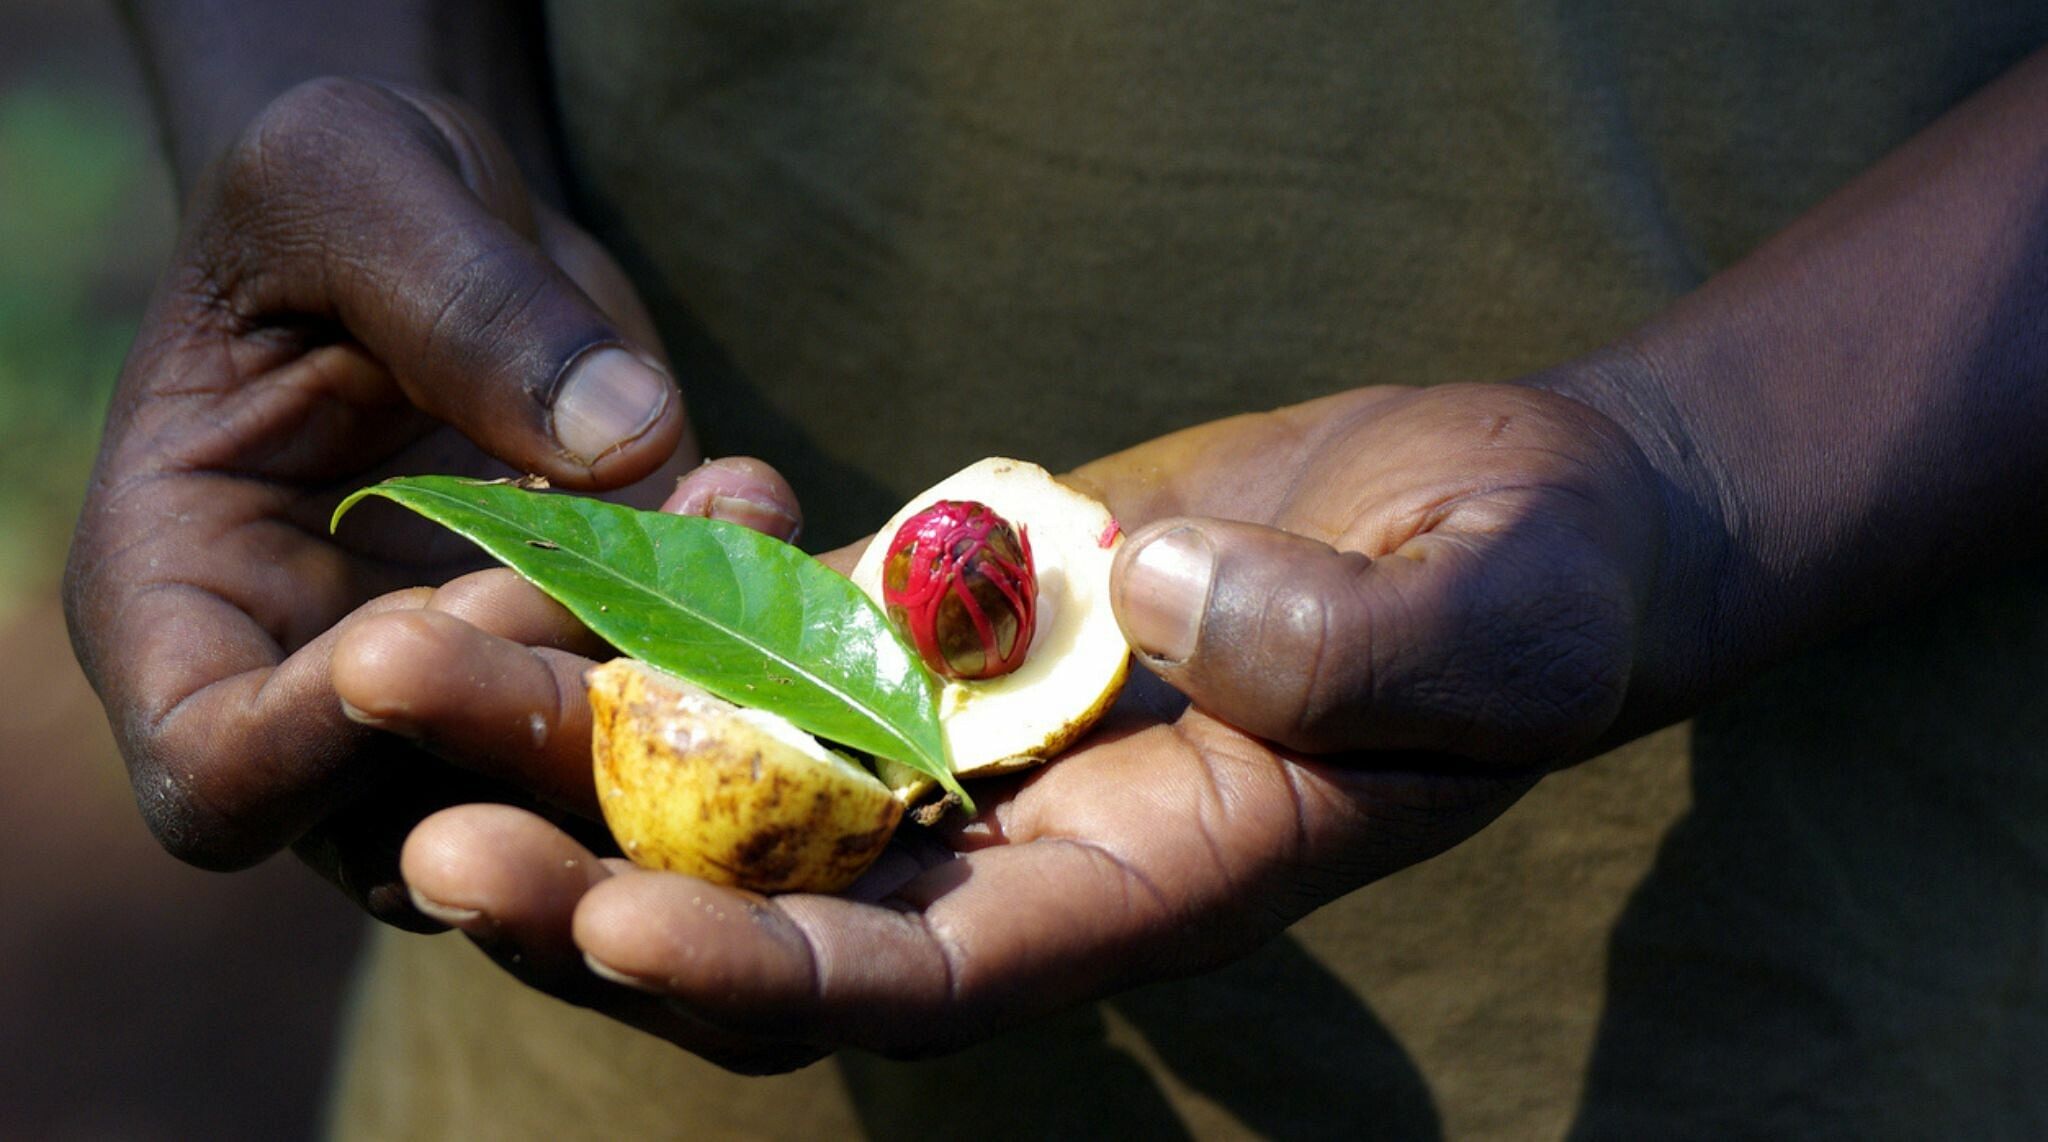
[584,951,661,993]
[407,885,482,926]
[552,347,673,464]
[340,698,414,735]
[1120,525,1214,664]
[709,494,801,542]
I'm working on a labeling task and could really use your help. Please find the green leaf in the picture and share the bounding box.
[332,476,966,807]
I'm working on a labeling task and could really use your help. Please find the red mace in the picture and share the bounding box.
[881,500,1038,680]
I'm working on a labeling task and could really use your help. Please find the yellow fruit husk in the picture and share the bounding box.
[588,659,902,894]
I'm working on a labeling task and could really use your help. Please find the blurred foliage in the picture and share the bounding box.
[0,81,171,607]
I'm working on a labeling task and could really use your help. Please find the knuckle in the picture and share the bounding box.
[1254,555,1375,752]
[221,77,395,198]
[418,239,555,357]
[117,697,292,871]
[271,74,392,122]
[201,79,429,314]
[126,751,269,871]
[1469,582,1632,763]
[1274,584,1352,746]
[229,80,512,227]
[213,78,460,248]
[377,89,522,214]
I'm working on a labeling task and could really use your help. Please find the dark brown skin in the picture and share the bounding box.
[69,4,800,925]
[72,4,2048,1073]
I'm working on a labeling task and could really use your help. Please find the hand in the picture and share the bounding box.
[62,77,800,925]
[342,378,1705,1070]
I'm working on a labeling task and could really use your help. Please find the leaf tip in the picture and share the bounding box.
[329,484,384,534]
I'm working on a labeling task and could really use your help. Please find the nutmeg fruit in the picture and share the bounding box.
[591,457,1130,893]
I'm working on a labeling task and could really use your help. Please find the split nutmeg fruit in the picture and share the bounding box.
[590,458,1131,893]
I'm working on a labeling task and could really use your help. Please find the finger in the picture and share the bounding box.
[569,723,1259,1057]
[815,538,868,578]
[402,804,618,976]
[70,579,437,869]
[402,805,829,1074]
[572,706,1531,1058]
[292,761,535,933]
[1110,515,1636,763]
[662,456,803,542]
[330,609,602,815]
[425,567,610,658]
[327,567,621,816]
[571,844,1142,1056]
[533,206,669,362]
[196,77,684,488]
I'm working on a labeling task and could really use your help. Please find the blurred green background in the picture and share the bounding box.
[0,29,162,605]
[0,4,363,1138]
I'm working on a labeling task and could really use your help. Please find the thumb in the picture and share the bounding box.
[199,78,683,489]
[1109,517,1632,765]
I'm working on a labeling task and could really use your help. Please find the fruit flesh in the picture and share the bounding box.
[852,458,1129,778]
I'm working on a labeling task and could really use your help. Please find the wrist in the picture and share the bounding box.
[1517,347,1747,741]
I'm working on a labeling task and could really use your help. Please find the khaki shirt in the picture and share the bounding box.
[330,4,2048,1136]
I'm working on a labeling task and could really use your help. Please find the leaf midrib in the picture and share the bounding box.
[403,483,934,766]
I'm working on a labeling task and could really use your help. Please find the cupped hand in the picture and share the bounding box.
[344,378,1710,1070]
[62,77,800,924]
